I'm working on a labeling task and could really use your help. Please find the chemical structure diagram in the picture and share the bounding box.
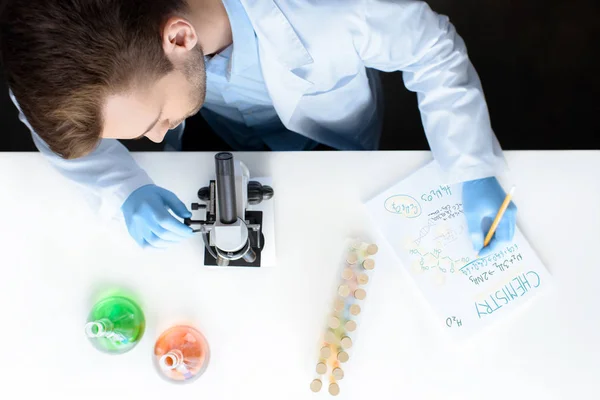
[407,203,470,276]
[409,247,470,274]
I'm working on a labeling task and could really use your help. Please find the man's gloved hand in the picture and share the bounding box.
[463,177,517,257]
[121,184,194,248]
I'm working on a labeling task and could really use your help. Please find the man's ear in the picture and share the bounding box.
[162,17,198,60]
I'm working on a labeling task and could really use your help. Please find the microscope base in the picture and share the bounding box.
[203,211,265,267]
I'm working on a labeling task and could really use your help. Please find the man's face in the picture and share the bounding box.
[102,47,206,143]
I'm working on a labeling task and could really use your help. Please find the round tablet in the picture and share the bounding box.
[345,320,357,332]
[337,351,349,363]
[346,253,358,265]
[363,259,375,270]
[310,379,323,392]
[333,298,345,312]
[338,285,350,297]
[350,304,361,316]
[340,336,353,349]
[329,382,340,396]
[354,288,367,300]
[328,316,341,329]
[316,362,327,375]
[320,346,331,358]
[342,268,354,280]
[357,273,369,285]
[367,244,379,255]
[332,367,344,380]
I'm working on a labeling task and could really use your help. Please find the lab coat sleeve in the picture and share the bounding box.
[9,90,154,220]
[356,0,507,183]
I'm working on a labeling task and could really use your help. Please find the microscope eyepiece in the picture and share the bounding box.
[215,152,238,224]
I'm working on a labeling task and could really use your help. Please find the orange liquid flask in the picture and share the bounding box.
[154,325,210,384]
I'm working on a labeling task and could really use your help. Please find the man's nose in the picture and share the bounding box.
[146,128,169,143]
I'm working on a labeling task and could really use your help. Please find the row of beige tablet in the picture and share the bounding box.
[311,241,378,396]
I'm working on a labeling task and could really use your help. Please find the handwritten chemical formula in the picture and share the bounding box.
[421,185,452,202]
[384,195,422,218]
[446,316,463,328]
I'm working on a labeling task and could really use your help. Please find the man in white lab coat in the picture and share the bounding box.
[0,0,516,254]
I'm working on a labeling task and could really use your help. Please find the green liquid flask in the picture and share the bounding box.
[85,296,145,354]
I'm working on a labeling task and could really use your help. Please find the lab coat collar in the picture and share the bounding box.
[221,0,256,76]
[240,0,313,70]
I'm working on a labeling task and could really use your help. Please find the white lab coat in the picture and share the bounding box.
[10,0,506,219]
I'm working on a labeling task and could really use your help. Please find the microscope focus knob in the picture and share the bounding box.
[198,187,210,202]
[248,181,274,205]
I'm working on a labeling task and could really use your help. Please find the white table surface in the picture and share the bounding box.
[0,151,599,400]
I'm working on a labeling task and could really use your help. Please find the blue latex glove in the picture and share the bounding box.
[121,184,194,248]
[463,177,517,257]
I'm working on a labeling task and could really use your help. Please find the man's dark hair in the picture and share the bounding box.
[0,0,189,159]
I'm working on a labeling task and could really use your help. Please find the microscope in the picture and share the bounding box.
[184,153,274,267]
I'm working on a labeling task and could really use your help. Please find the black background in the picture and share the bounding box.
[1,0,598,152]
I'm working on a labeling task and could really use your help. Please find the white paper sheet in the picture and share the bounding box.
[365,161,552,340]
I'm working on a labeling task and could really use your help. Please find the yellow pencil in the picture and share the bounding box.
[482,186,516,250]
